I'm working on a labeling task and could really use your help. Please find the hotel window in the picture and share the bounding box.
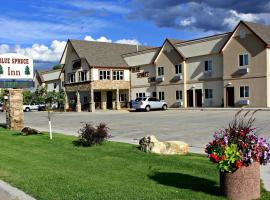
[159,91,165,101]
[176,90,182,100]
[158,67,164,76]
[53,82,57,89]
[68,73,75,83]
[152,92,157,98]
[175,64,182,74]
[240,86,249,98]
[119,93,127,102]
[239,54,248,66]
[99,70,111,80]
[72,59,81,69]
[113,71,124,80]
[205,89,213,99]
[136,93,145,98]
[78,71,87,82]
[204,60,213,72]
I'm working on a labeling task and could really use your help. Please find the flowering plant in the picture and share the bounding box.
[205,110,270,172]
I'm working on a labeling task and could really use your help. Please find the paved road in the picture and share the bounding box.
[0,109,270,192]
[1,109,269,148]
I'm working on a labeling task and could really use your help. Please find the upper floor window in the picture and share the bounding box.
[158,67,164,76]
[205,89,213,99]
[175,64,182,74]
[240,86,249,98]
[113,71,124,80]
[53,82,57,89]
[99,70,111,80]
[72,59,81,69]
[159,91,165,101]
[176,90,182,100]
[68,73,75,83]
[239,54,248,66]
[78,71,87,82]
[204,60,213,72]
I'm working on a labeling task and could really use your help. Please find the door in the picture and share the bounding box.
[226,87,235,107]
[94,92,101,109]
[187,90,193,107]
[195,89,202,107]
[107,91,113,109]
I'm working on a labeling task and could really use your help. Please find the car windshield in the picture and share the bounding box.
[135,98,147,102]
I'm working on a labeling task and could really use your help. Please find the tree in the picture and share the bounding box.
[52,64,63,70]
[25,65,30,75]
[0,65,3,75]
[23,90,32,105]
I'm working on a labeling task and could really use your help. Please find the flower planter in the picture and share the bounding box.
[220,162,260,200]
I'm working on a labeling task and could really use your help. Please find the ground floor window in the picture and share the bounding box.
[136,93,145,98]
[152,92,157,98]
[159,91,165,101]
[240,86,249,98]
[176,90,182,100]
[205,89,213,99]
[119,93,128,102]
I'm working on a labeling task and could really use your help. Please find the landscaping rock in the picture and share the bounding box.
[21,127,41,136]
[139,135,188,155]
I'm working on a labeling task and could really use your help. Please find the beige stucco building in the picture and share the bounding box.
[124,21,270,108]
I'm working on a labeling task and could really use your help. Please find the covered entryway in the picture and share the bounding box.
[106,91,113,109]
[226,87,235,107]
[187,90,193,107]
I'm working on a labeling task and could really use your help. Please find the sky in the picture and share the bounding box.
[0,0,270,70]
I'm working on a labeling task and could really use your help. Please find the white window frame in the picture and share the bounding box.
[136,93,145,98]
[119,93,127,102]
[158,67,164,76]
[78,70,87,82]
[68,73,76,83]
[239,86,249,98]
[239,54,249,67]
[176,90,182,100]
[113,70,124,80]
[175,64,182,74]
[99,70,111,80]
[159,91,165,101]
[205,89,213,99]
[204,60,213,72]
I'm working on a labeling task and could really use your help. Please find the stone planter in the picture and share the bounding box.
[220,162,260,200]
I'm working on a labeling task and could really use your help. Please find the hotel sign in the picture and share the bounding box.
[0,53,33,80]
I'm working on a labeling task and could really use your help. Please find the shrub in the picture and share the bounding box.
[75,122,111,146]
[205,110,270,172]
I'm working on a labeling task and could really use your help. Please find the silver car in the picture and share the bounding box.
[133,97,167,112]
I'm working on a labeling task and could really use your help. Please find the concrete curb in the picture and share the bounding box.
[0,180,36,200]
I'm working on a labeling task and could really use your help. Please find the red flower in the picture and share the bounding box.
[221,155,225,160]
[239,129,246,137]
[210,154,219,163]
[235,160,243,168]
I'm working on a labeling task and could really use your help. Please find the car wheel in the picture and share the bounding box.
[25,107,30,112]
[162,104,167,110]
[145,105,151,112]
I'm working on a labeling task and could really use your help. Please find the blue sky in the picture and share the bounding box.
[1,0,269,69]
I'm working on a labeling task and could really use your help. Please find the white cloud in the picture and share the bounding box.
[84,35,112,43]
[0,44,10,54]
[223,10,259,29]
[84,35,140,45]
[115,39,140,45]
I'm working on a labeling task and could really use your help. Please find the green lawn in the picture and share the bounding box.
[0,128,269,200]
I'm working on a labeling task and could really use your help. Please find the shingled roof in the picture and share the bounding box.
[244,21,270,45]
[69,39,153,68]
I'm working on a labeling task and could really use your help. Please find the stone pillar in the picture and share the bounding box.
[116,88,120,110]
[89,88,95,112]
[101,91,107,110]
[6,89,24,131]
[183,61,188,108]
[193,88,196,107]
[64,91,69,111]
[76,91,81,112]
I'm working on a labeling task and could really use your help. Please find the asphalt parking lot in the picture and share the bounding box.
[1,109,270,148]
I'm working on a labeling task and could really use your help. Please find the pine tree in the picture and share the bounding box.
[25,65,30,75]
[0,65,3,75]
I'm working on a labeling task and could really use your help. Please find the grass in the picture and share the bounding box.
[0,128,269,200]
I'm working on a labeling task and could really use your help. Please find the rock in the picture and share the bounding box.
[21,127,41,136]
[139,135,188,155]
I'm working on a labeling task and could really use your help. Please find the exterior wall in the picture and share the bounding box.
[223,23,268,107]
[46,80,61,92]
[131,86,156,100]
[156,84,185,107]
[186,54,223,81]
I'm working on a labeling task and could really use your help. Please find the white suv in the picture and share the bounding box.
[133,97,167,112]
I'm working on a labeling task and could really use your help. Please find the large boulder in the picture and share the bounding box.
[21,127,42,136]
[139,135,188,155]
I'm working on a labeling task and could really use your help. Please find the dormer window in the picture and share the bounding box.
[72,59,81,69]
[239,54,248,67]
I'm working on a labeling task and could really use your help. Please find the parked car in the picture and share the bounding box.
[23,104,40,112]
[133,97,167,112]
[0,103,4,112]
